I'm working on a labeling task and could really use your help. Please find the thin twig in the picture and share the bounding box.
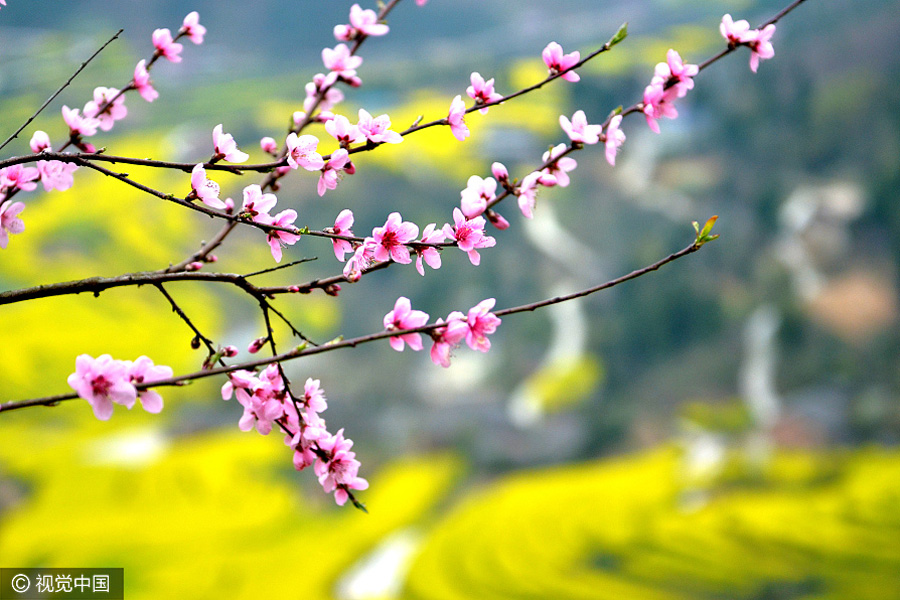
[0,29,123,153]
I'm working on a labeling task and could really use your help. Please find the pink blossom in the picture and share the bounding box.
[414,223,446,276]
[132,59,158,102]
[516,171,556,219]
[463,298,502,352]
[180,11,206,45]
[83,87,127,132]
[189,164,226,209]
[29,130,51,153]
[37,160,78,192]
[304,75,345,113]
[325,114,364,146]
[384,296,430,351]
[336,4,389,40]
[460,175,497,219]
[322,43,363,80]
[213,124,249,163]
[67,354,137,420]
[744,24,776,73]
[541,143,577,187]
[343,238,376,282]
[0,201,26,249]
[152,28,183,63]
[302,377,328,414]
[485,209,510,231]
[604,115,626,166]
[429,314,467,367]
[222,370,258,403]
[62,105,99,138]
[259,136,278,154]
[642,79,678,134]
[285,133,325,171]
[263,209,302,263]
[654,49,698,99]
[125,356,172,414]
[241,184,277,223]
[491,162,509,185]
[416,0,427,5]
[373,212,419,264]
[0,164,39,192]
[447,95,469,141]
[318,148,351,196]
[315,429,369,506]
[466,72,503,114]
[357,109,403,144]
[329,209,355,261]
[542,41,580,83]
[442,208,496,266]
[560,110,603,144]
[720,14,751,46]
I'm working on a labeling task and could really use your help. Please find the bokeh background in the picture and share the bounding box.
[2,0,899,598]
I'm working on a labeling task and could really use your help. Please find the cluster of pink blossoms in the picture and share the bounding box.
[222,371,367,505]
[384,296,502,368]
[67,354,172,420]
[720,14,776,73]
[0,12,205,251]
[642,49,699,134]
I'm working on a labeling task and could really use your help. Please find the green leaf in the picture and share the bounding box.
[609,22,628,47]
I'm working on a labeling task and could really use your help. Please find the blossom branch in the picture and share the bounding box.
[0,235,707,413]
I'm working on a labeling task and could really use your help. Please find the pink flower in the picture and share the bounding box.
[720,14,751,46]
[429,314,467,367]
[384,296,430,351]
[263,209,302,263]
[67,354,137,420]
[315,429,369,506]
[221,370,257,403]
[30,130,51,153]
[190,164,226,209]
[485,209,510,230]
[604,115,626,166]
[447,95,469,141]
[442,207,496,266]
[560,110,603,144]
[318,149,350,196]
[133,60,158,102]
[325,114,364,146]
[213,124,249,163]
[285,133,325,171]
[83,87,127,132]
[463,299,502,352]
[0,201,25,249]
[322,43,363,80]
[516,171,556,219]
[655,49,698,99]
[744,24,776,73]
[416,0,427,5]
[37,160,78,192]
[491,162,509,185]
[542,41,580,83]
[304,75,345,113]
[62,105,99,138]
[336,4,389,40]
[125,356,172,414]
[414,223,446,276]
[466,72,503,114]
[343,238,376,282]
[642,79,678,134]
[260,136,278,154]
[152,28,183,63]
[240,184,277,223]
[373,212,419,264]
[460,175,497,219]
[0,164,39,192]
[180,11,206,45]
[357,109,403,144]
[329,209,355,261]
[541,143,577,187]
